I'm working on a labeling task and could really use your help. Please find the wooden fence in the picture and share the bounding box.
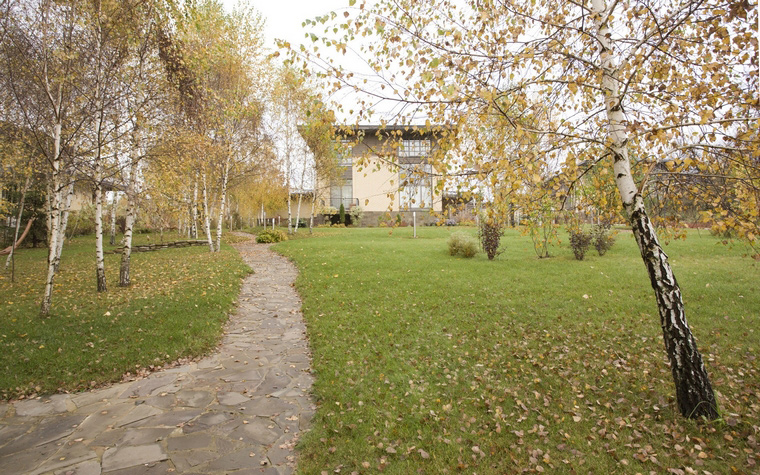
[109,240,209,254]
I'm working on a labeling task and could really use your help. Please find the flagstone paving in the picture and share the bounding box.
[0,236,315,474]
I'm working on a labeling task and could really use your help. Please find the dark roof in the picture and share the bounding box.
[344,124,449,132]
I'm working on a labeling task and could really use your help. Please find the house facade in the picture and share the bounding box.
[318,125,445,226]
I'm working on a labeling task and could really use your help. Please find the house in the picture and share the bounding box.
[317,125,447,226]
[269,189,315,227]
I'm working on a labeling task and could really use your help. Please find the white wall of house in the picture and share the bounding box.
[321,128,444,214]
[353,156,400,212]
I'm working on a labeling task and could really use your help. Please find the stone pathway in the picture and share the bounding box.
[0,236,315,474]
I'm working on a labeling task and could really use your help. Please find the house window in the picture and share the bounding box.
[329,139,353,209]
[399,139,431,158]
[399,163,433,209]
[330,178,353,209]
[337,140,353,166]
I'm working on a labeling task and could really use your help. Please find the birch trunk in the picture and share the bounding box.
[191,175,199,239]
[119,133,139,287]
[119,187,135,287]
[287,192,293,234]
[309,195,316,234]
[54,181,74,273]
[45,181,52,242]
[94,177,107,292]
[93,2,107,293]
[40,123,63,316]
[214,158,229,252]
[592,0,718,419]
[109,191,118,245]
[294,192,303,233]
[201,171,214,252]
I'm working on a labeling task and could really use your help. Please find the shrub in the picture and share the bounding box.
[65,206,97,237]
[256,229,287,243]
[478,218,504,260]
[448,232,478,258]
[592,223,616,256]
[339,204,346,224]
[525,201,558,258]
[569,228,592,260]
[349,206,363,226]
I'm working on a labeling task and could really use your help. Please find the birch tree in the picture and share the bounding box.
[271,67,308,234]
[272,66,339,234]
[298,98,341,233]
[298,0,758,419]
[151,1,267,251]
[0,124,41,280]
[117,1,167,287]
[82,0,136,292]
[1,0,95,315]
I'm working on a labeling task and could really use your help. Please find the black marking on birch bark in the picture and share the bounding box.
[613,152,625,163]
[617,173,625,179]
[629,198,719,420]
[97,269,107,293]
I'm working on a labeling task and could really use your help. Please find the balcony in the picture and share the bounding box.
[329,197,359,209]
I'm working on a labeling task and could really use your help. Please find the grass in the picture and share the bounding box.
[275,226,760,474]
[0,231,251,399]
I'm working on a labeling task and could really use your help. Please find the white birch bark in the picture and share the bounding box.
[109,191,118,246]
[591,0,718,419]
[40,122,63,316]
[287,192,292,234]
[119,130,140,287]
[45,181,52,242]
[54,180,75,273]
[191,174,199,239]
[91,0,108,293]
[201,170,214,252]
[214,156,230,252]
[94,170,107,292]
[309,194,316,234]
[294,192,303,233]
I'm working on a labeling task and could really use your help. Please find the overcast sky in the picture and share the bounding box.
[222,0,351,52]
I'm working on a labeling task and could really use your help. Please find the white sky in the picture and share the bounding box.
[222,0,389,126]
[222,0,351,52]
[218,1,358,188]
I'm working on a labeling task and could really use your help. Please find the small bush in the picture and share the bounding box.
[478,219,504,260]
[448,232,478,258]
[592,223,616,256]
[339,204,346,224]
[65,206,97,237]
[525,201,558,258]
[256,229,287,243]
[349,206,363,226]
[569,228,592,260]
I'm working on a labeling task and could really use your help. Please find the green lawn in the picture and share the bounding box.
[0,232,250,399]
[275,226,760,474]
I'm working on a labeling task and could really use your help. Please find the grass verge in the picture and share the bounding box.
[275,226,759,474]
[0,232,251,399]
